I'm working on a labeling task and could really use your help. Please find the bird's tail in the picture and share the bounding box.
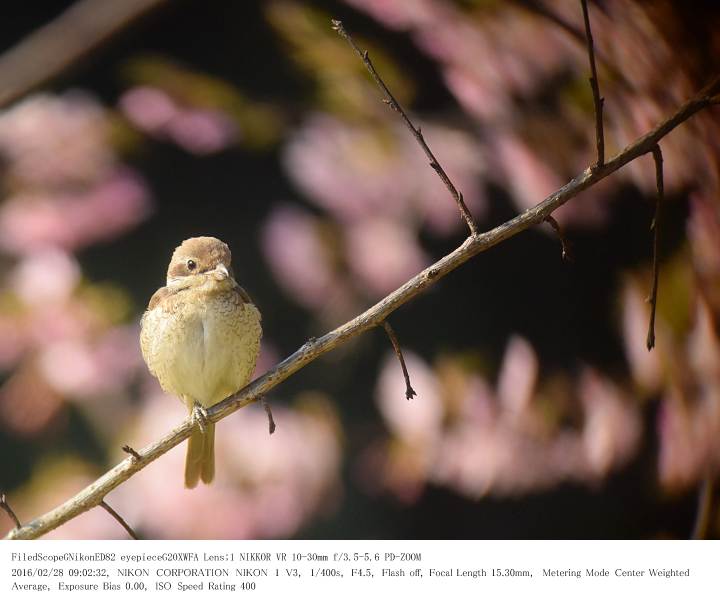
[185,422,215,489]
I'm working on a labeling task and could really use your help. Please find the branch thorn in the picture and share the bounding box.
[122,445,141,461]
[1,493,21,529]
[646,144,664,350]
[263,401,276,435]
[544,215,572,261]
[99,500,138,539]
[382,321,416,400]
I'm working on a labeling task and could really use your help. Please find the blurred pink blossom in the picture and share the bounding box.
[376,351,443,445]
[120,86,238,155]
[8,248,81,307]
[284,113,485,234]
[349,0,574,121]
[346,218,428,296]
[22,298,98,350]
[687,299,720,381]
[261,204,353,314]
[0,363,64,436]
[0,291,100,375]
[343,0,438,31]
[497,335,539,419]
[0,316,27,368]
[347,0,720,239]
[284,114,415,222]
[0,169,150,254]
[111,389,342,539]
[0,92,113,188]
[492,134,562,211]
[688,193,720,309]
[166,108,237,155]
[579,369,641,476]
[367,337,643,501]
[37,326,144,401]
[656,299,720,489]
[658,386,720,490]
[118,86,177,134]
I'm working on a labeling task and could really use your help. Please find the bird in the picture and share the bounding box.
[140,236,262,488]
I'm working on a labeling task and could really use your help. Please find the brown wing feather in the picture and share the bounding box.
[146,285,180,311]
[233,283,253,305]
[140,286,176,378]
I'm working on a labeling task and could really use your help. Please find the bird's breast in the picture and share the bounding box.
[142,292,262,406]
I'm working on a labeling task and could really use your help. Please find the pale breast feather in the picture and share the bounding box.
[139,285,191,386]
[140,283,262,405]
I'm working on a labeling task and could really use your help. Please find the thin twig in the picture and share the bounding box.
[647,144,663,350]
[516,0,631,95]
[691,475,714,539]
[263,401,276,435]
[0,493,21,529]
[331,19,478,235]
[98,500,138,539]
[4,73,720,541]
[580,0,605,167]
[122,445,141,461]
[543,215,572,261]
[382,321,417,400]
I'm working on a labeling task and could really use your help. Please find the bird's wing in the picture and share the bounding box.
[140,286,177,375]
[146,285,177,311]
[232,283,262,322]
[233,283,253,304]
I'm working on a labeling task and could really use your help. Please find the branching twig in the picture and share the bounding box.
[647,144,663,350]
[4,60,719,541]
[0,0,168,110]
[580,0,605,167]
[331,19,478,236]
[383,321,417,400]
[98,500,138,540]
[543,215,572,261]
[263,401,276,435]
[122,445,142,461]
[0,493,21,529]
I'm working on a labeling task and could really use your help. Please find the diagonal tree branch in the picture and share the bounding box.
[331,19,479,236]
[4,72,719,540]
[0,0,168,110]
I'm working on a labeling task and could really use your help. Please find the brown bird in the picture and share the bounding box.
[140,237,262,488]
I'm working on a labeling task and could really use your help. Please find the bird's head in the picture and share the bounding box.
[166,236,236,291]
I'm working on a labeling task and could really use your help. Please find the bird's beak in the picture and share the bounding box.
[214,263,230,281]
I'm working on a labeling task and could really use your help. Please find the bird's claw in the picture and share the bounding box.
[192,403,209,434]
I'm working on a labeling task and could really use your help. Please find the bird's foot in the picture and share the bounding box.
[192,402,209,434]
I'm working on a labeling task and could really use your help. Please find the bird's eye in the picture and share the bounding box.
[186,259,197,271]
